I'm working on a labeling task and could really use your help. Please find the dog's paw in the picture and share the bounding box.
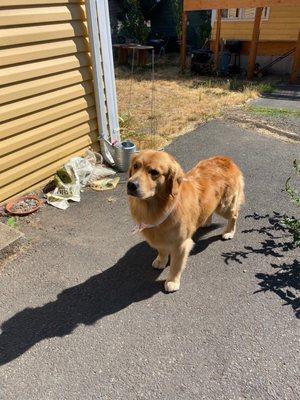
[164,280,180,292]
[222,231,235,240]
[152,256,167,269]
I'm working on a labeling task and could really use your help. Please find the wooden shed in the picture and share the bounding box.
[0,0,119,205]
[181,0,300,82]
[210,4,300,74]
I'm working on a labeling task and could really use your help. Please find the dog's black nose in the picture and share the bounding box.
[127,180,139,193]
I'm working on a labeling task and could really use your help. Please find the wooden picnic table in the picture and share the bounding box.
[113,44,154,67]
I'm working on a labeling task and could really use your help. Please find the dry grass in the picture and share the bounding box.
[115,61,270,149]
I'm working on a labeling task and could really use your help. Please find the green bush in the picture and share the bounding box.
[117,0,150,44]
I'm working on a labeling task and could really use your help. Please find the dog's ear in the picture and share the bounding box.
[167,157,184,197]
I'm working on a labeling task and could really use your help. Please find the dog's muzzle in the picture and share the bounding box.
[127,180,140,197]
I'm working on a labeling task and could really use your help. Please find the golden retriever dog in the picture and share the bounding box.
[127,150,244,292]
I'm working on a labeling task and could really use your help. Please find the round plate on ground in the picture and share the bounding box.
[6,195,43,216]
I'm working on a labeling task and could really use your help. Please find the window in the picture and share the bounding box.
[221,7,270,21]
[221,9,241,19]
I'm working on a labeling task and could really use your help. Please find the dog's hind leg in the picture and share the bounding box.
[152,249,169,269]
[222,211,238,240]
[165,238,194,292]
[203,214,213,227]
[221,177,244,240]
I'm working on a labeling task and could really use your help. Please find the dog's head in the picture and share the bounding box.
[127,150,184,199]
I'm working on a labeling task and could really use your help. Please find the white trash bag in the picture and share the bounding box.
[46,152,116,210]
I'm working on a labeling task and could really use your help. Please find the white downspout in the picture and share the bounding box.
[85,0,120,165]
[96,0,120,143]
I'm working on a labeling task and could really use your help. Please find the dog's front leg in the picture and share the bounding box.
[165,238,194,292]
[152,249,169,270]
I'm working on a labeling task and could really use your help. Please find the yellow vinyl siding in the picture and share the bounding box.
[2,0,83,5]
[0,22,88,46]
[0,5,85,26]
[0,38,89,67]
[0,1,99,204]
[1,108,96,155]
[212,5,300,41]
[0,82,94,122]
[0,120,98,176]
[0,54,91,85]
[0,67,92,104]
[1,141,94,203]
[1,95,95,139]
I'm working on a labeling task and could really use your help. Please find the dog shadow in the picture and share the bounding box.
[0,242,163,366]
[0,225,223,366]
[191,223,223,256]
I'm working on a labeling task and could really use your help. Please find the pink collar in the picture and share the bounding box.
[132,200,178,234]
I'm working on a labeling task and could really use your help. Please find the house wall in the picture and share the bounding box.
[210,5,300,74]
[0,0,99,204]
[211,5,300,43]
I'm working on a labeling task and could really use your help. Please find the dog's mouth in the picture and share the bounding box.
[127,188,141,197]
[127,187,156,199]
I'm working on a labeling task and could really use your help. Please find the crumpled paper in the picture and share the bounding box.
[89,177,120,191]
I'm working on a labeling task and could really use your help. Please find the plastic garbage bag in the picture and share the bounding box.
[84,149,103,166]
[68,157,94,187]
[46,157,93,209]
[88,164,116,184]
[46,151,118,209]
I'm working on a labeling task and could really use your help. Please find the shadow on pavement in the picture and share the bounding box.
[191,223,223,256]
[0,242,162,366]
[0,223,223,366]
[261,85,300,101]
[261,93,300,102]
[221,212,299,319]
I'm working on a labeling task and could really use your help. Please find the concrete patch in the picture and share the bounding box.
[251,84,300,111]
[227,115,300,141]
[0,222,24,262]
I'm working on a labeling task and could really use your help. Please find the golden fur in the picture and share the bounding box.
[128,150,245,292]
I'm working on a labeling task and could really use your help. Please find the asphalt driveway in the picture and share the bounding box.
[0,120,299,400]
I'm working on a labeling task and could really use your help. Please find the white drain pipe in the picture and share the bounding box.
[85,0,120,165]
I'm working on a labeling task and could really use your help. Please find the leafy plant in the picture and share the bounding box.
[255,83,275,95]
[7,217,17,229]
[119,112,133,129]
[170,0,181,38]
[282,159,300,247]
[117,0,150,44]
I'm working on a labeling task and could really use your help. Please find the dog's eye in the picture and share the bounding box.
[150,169,159,177]
[133,163,138,170]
